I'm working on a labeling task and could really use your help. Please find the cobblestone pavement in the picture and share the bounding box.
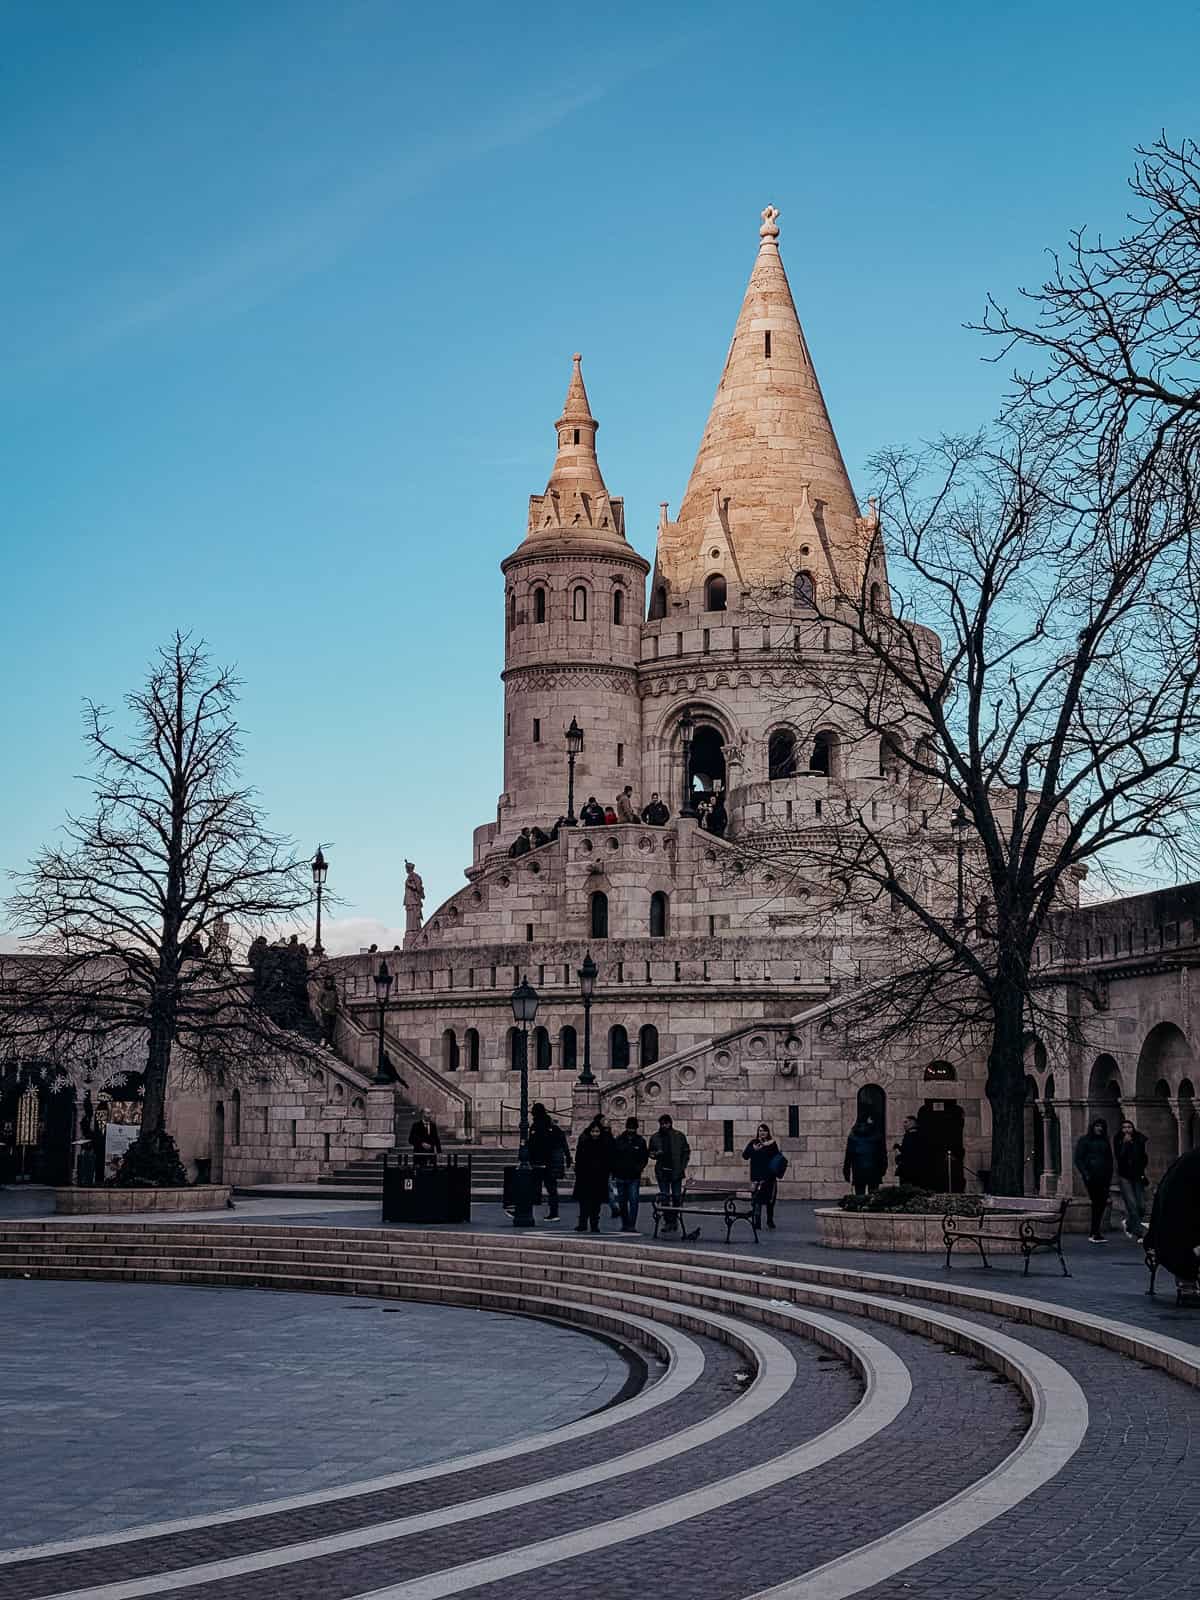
[3,1194,1199,1600]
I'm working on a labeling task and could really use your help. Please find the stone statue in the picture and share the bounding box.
[208,917,232,965]
[317,974,339,1047]
[403,861,425,943]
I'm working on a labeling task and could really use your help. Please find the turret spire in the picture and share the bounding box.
[512,353,629,552]
[544,353,607,498]
[654,206,877,604]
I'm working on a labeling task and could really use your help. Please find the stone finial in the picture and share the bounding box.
[759,204,780,241]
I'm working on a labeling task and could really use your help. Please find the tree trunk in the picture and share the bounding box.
[985,989,1027,1195]
[141,1013,173,1140]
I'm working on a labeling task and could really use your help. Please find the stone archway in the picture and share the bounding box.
[1136,1022,1192,1177]
[1087,1053,1123,1137]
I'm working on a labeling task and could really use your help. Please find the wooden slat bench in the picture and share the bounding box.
[943,1196,1071,1276]
[652,1189,759,1245]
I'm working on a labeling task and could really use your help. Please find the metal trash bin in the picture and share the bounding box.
[502,1165,544,1209]
[382,1152,472,1224]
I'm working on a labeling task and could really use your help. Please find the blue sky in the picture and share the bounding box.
[3,0,1197,949]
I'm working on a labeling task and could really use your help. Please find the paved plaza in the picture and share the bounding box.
[1,1191,1199,1599]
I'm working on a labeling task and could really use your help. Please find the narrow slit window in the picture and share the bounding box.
[764,331,772,358]
[573,428,580,444]
[533,718,541,743]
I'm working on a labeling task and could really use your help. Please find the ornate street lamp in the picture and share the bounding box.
[577,951,597,1086]
[509,976,540,1228]
[373,959,393,1083]
[951,804,969,931]
[678,707,697,818]
[563,719,584,826]
[311,847,329,957]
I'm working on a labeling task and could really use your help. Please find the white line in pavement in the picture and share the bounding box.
[343,1296,1079,1600]
[0,1299,700,1566]
[24,1301,828,1600]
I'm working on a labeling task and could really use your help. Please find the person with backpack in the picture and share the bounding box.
[527,1102,570,1222]
[609,1117,650,1232]
[742,1122,785,1230]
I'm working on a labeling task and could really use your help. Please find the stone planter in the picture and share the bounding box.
[53,1185,233,1215]
[815,1206,1024,1253]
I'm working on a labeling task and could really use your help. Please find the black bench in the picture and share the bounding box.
[943,1196,1071,1276]
[1144,1243,1200,1305]
[652,1190,759,1245]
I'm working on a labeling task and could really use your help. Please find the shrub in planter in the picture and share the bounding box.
[107,1129,190,1189]
[837,1186,984,1217]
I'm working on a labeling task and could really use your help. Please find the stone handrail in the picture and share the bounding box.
[337,1006,473,1139]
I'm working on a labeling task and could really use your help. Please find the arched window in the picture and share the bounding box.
[809,730,835,776]
[508,1026,526,1073]
[590,891,609,940]
[465,1028,480,1071]
[794,571,816,608]
[879,734,903,780]
[573,586,588,621]
[650,891,669,938]
[441,1028,459,1072]
[560,1025,577,1073]
[704,574,727,612]
[768,728,797,780]
[612,588,623,624]
[507,591,516,633]
[609,1024,630,1071]
[856,1083,886,1142]
[869,582,882,614]
[651,584,668,619]
[230,1088,241,1146]
[639,1023,659,1067]
[533,1025,551,1070]
[533,587,547,624]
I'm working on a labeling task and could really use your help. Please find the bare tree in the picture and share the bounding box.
[980,133,1200,494]
[744,423,1200,1194]
[2,634,319,1183]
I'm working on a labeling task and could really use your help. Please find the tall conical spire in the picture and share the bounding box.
[655,206,876,604]
[511,354,630,554]
[544,353,607,498]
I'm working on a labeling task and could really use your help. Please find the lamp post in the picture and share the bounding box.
[951,804,969,932]
[577,951,597,1085]
[564,718,584,826]
[311,847,328,957]
[509,976,539,1228]
[373,959,393,1084]
[678,707,697,818]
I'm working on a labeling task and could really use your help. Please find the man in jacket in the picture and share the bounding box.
[580,796,606,827]
[1074,1117,1115,1242]
[408,1109,441,1161]
[616,786,638,823]
[649,1114,690,1232]
[1113,1118,1150,1238]
[641,793,670,826]
[527,1102,570,1222]
[610,1116,649,1232]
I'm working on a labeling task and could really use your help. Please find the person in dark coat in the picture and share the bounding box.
[508,828,532,858]
[1144,1147,1200,1288]
[1113,1119,1150,1238]
[527,1102,570,1221]
[580,797,606,827]
[843,1114,886,1195]
[1074,1116,1115,1242]
[895,1115,933,1189]
[641,793,670,826]
[649,1114,691,1232]
[609,1116,649,1232]
[408,1108,441,1159]
[573,1115,614,1233]
[742,1122,781,1229]
[706,791,728,838]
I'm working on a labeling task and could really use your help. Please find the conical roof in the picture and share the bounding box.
[656,206,871,601]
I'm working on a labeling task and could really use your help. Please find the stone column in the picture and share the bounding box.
[571,1082,602,1133]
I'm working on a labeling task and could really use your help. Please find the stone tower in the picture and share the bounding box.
[497,356,650,838]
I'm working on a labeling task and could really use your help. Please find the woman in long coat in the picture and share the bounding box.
[842,1114,887,1195]
[573,1116,614,1234]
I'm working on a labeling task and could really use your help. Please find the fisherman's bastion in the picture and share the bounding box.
[8,210,1200,1206]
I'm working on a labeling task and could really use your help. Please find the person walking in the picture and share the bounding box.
[573,1114,614,1233]
[842,1113,887,1196]
[610,1117,649,1232]
[527,1102,570,1222]
[1074,1116,1116,1242]
[1113,1118,1150,1239]
[408,1108,441,1158]
[742,1122,784,1230]
[649,1113,691,1233]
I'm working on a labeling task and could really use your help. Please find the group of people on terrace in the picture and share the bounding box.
[506,780,730,857]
